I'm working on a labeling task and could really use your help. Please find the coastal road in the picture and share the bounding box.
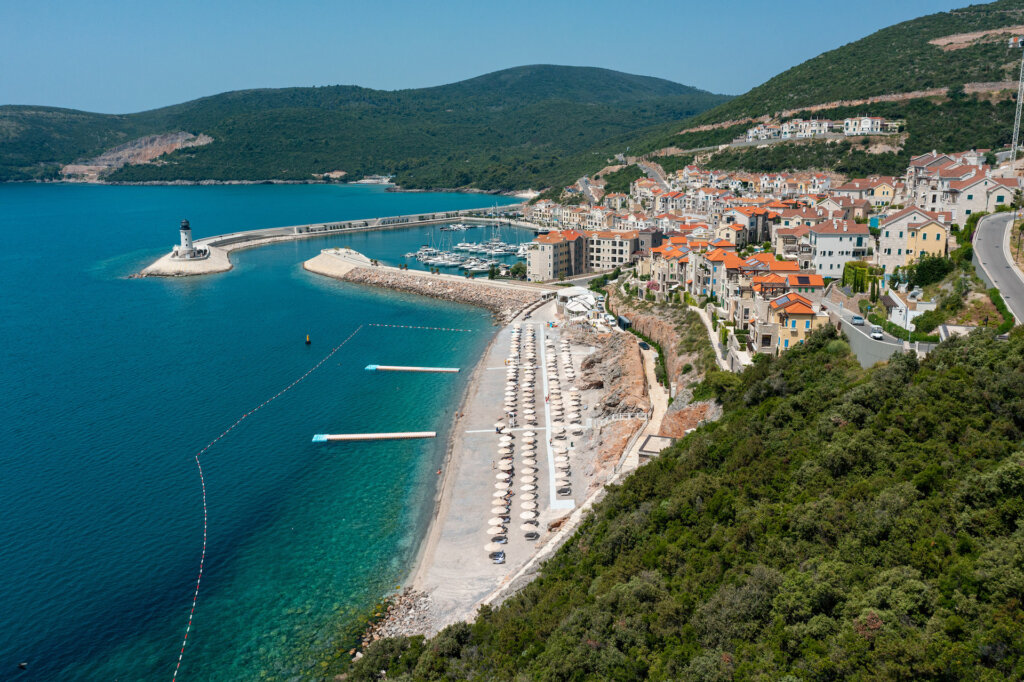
[825,302,909,367]
[578,176,599,204]
[637,160,671,191]
[974,212,1024,324]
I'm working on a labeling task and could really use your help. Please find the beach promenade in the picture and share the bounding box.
[404,299,629,634]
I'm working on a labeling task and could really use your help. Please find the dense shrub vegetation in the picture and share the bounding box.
[345,326,1024,680]
[600,165,645,194]
[671,94,1016,175]
[0,66,729,186]
[661,0,1024,131]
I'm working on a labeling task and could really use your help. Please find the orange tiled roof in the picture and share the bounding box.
[768,260,801,272]
[786,273,824,287]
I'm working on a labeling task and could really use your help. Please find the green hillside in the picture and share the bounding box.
[0,65,729,187]
[346,326,1024,680]
[618,0,1024,158]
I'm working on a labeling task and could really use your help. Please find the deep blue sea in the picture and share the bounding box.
[0,183,522,681]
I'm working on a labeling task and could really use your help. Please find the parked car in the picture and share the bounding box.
[851,315,865,326]
[870,325,884,340]
[638,341,650,350]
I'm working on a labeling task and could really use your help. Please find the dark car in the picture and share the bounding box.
[638,341,650,350]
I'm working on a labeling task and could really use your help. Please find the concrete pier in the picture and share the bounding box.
[366,365,460,373]
[312,432,437,442]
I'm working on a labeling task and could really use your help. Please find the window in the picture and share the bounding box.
[997,195,1006,203]
[885,231,889,237]
[966,210,972,215]
[967,194,973,200]
[784,339,789,348]
[805,320,810,329]
[791,320,797,329]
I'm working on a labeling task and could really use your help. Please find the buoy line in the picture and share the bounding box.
[368,323,475,333]
[172,324,364,681]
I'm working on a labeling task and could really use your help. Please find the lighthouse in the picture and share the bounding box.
[179,219,194,255]
[171,218,207,260]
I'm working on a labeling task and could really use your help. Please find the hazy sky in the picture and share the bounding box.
[2,0,968,113]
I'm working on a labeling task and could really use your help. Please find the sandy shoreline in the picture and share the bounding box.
[404,329,500,592]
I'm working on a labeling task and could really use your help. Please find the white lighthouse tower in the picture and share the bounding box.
[171,218,207,260]
[178,219,194,255]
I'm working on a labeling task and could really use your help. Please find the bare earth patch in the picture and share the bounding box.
[929,24,1024,50]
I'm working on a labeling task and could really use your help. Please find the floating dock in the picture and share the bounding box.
[364,365,460,373]
[312,431,437,443]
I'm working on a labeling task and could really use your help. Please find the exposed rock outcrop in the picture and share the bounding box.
[61,132,213,182]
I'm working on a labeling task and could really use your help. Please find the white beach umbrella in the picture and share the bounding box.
[555,477,571,486]
[495,472,510,481]
[493,490,509,499]
[521,467,537,475]
[498,462,513,471]
[521,437,536,444]
[519,492,536,501]
[523,430,537,437]
[487,526,507,536]
[491,505,509,515]
[522,458,537,466]
[520,501,538,510]
[519,475,536,484]
[570,386,579,392]
[495,482,510,490]
[520,484,536,491]
[520,522,539,531]
[520,511,538,519]
[485,542,504,553]
[554,456,569,464]
[488,516,507,526]
[499,435,513,443]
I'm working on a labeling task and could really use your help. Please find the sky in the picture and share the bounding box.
[1,0,970,113]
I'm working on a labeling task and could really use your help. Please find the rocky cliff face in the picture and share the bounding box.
[572,329,649,416]
[61,132,213,182]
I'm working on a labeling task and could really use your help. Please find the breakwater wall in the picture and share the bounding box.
[141,206,528,277]
[304,249,550,323]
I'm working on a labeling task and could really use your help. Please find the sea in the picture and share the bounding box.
[0,183,525,681]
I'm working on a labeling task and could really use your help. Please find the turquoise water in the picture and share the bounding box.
[0,184,521,680]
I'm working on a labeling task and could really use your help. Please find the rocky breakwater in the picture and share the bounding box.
[304,249,542,324]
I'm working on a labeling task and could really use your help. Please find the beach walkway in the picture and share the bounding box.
[409,299,598,633]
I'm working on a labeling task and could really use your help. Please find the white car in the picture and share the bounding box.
[870,325,884,340]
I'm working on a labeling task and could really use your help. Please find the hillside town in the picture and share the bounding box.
[525,148,1021,369]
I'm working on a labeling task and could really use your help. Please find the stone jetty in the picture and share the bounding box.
[304,248,549,323]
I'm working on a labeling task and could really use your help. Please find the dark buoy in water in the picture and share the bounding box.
[305,334,311,345]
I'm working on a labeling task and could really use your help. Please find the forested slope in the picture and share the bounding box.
[617,0,1024,158]
[0,65,728,187]
[347,326,1024,680]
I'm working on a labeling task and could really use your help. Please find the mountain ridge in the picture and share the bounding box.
[0,65,729,187]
